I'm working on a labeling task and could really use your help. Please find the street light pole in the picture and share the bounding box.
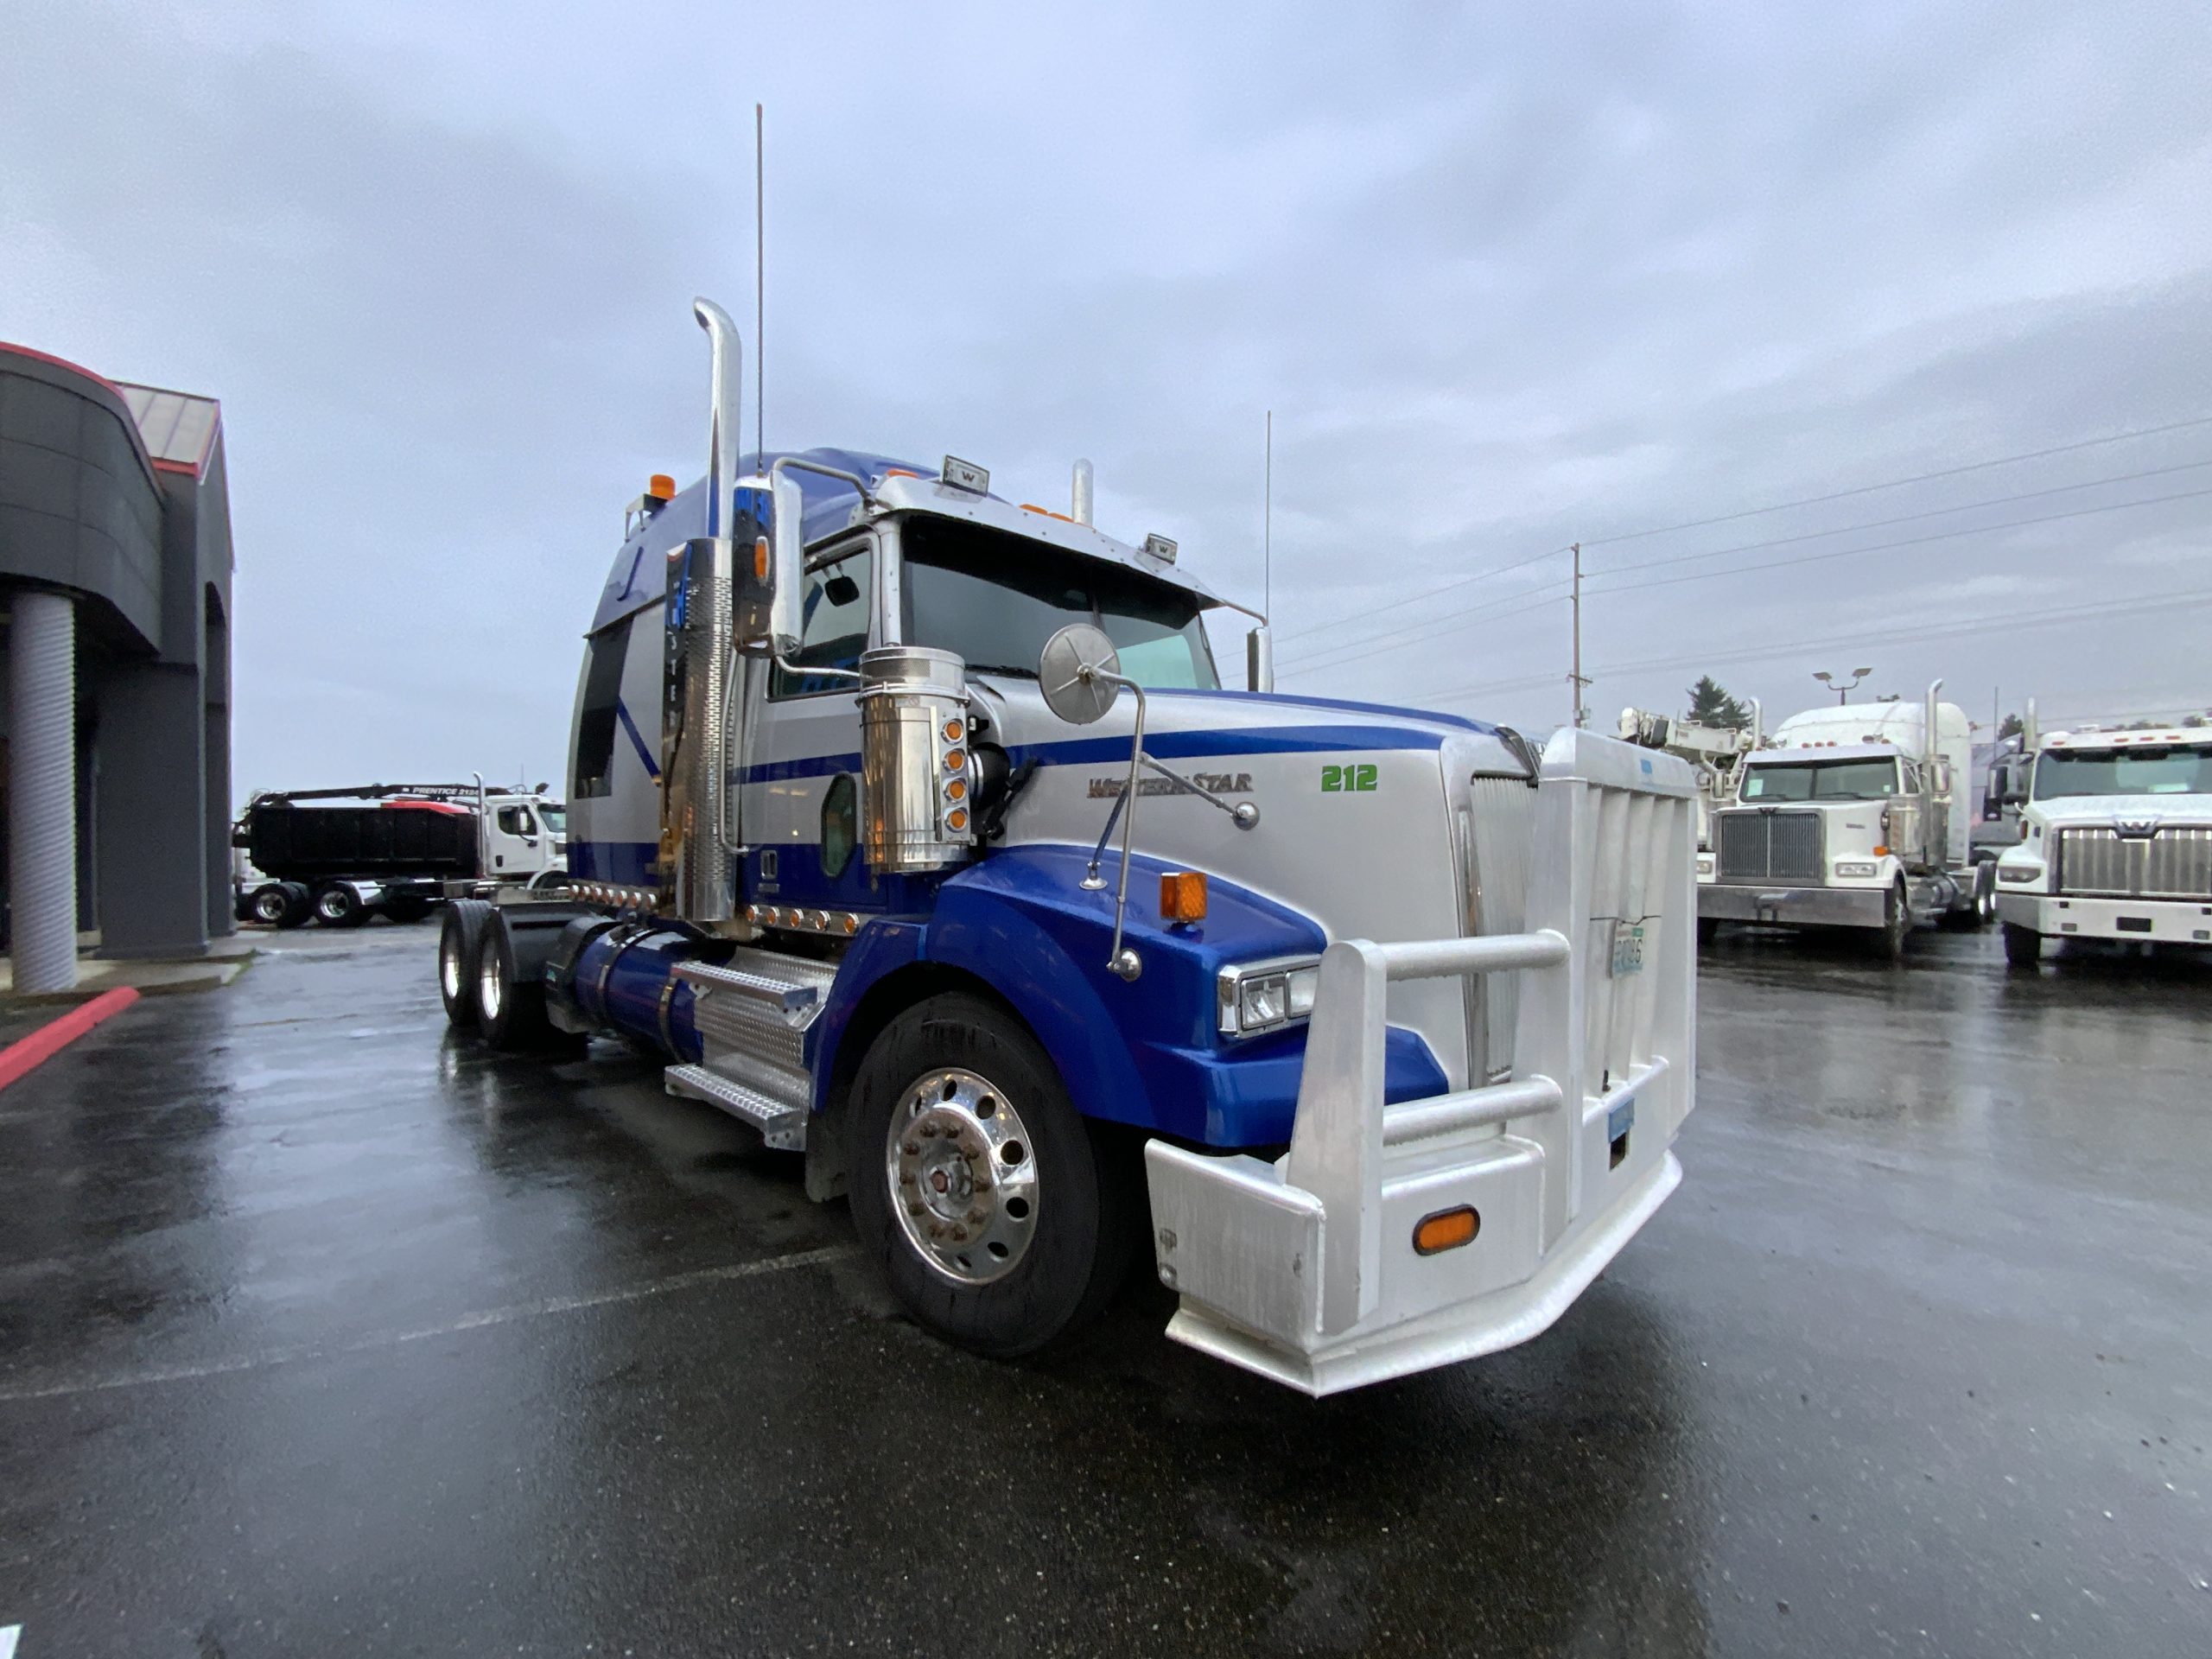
[1812,667,1872,706]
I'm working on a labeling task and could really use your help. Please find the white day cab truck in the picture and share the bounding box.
[236,781,566,927]
[434,297,1699,1395]
[1696,687,1993,960]
[1993,725,2212,967]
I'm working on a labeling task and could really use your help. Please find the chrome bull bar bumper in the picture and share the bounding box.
[1145,729,1698,1395]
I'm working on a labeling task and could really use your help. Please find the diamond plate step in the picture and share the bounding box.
[664,1064,808,1151]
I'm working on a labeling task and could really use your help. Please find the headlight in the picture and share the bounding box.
[1834,860,1878,879]
[1998,864,2044,885]
[1695,853,1715,875]
[1218,958,1321,1037]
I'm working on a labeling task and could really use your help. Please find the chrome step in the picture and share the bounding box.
[664,1064,808,1151]
[676,957,824,1016]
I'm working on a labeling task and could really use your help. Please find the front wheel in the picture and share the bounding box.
[2002,921,2042,969]
[1974,864,1997,926]
[847,994,1135,1359]
[1876,880,1910,963]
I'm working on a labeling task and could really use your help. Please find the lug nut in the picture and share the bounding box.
[920,1123,940,1139]
[902,1140,920,1156]
[964,1207,985,1225]
[948,1226,968,1243]
[898,1172,916,1187]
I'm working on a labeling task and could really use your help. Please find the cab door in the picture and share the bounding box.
[740,535,876,914]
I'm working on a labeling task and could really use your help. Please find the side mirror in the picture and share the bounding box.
[1039,623,1124,725]
[1245,626,1274,693]
[766,470,806,656]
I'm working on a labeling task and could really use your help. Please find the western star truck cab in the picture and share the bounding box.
[1696,688,1992,958]
[1993,727,2212,966]
[434,298,1700,1395]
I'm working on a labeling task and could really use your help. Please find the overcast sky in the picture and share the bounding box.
[5,0,2209,796]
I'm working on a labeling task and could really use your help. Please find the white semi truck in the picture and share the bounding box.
[1993,725,2212,967]
[431,296,1701,1395]
[1697,686,1992,958]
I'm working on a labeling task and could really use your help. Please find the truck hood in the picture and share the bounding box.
[2029,795,2212,830]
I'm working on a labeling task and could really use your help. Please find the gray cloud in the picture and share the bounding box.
[4,0,2208,798]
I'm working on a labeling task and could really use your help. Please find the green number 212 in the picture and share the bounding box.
[1321,763,1378,792]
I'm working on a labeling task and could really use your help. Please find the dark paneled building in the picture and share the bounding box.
[0,343,234,991]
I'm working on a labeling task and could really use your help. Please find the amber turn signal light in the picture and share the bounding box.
[753,537,771,581]
[1413,1206,1479,1255]
[1159,870,1209,924]
[648,474,676,499]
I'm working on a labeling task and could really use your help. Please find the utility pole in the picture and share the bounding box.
[1568,541,1589,728]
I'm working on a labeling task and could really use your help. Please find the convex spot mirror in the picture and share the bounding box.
[1039,623,1122,726]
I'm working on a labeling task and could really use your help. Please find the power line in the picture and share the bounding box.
[1590,485,2212,600]
[1416,585,2212,707]
[1586,458,2212,582]
[1579,413,2212,549]
[1277,580,1572,675]
[1272,543,1570,647]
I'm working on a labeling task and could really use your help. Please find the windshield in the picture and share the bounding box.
[540,805,566,834]
[901,516,1219,690]
[2032,744,2212,800]
[1738,757,1901,803]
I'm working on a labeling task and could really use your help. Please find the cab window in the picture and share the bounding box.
[772,546,873,697]
[496,805,537,837]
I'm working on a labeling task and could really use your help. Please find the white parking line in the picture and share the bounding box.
[0,1243,854,1404]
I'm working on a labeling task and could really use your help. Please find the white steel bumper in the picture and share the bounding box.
[1996,892,2212,945]
[1697,881,1887,928]
[1146,729,1699,1395]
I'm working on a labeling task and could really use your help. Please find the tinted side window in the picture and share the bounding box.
[572,615,633,799]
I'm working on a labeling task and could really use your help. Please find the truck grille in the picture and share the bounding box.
[1459,777,1534,1086]
[2055,826,2212,900]
[1714,810,1823,883]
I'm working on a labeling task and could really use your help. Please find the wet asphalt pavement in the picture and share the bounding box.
[0,921,2207,1657]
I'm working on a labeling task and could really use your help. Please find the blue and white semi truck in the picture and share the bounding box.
[436,298,1700,1395]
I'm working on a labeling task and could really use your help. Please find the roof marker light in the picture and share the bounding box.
[941,455,989,494]
[1141,533,1179,564]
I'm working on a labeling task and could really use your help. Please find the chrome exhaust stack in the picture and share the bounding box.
[664,297,743,925]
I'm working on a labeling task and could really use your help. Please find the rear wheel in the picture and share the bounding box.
[276,881,314,929]
[848,994,1135,1358]
[314,883,366,928]
[2002,921,2042,969]
[440,899,491,1029]
[384,893,434,925]
[476,913,557,1051]
[1974,864,1997,925]
[248,881,292,927]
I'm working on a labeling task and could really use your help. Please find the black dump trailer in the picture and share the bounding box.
[235,785,484,929]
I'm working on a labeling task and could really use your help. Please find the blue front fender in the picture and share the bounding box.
[811,845,1448,1148]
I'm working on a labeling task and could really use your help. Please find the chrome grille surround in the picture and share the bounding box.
[2055,824,2212,900]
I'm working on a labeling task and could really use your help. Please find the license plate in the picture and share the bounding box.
[1610,920,1645,977]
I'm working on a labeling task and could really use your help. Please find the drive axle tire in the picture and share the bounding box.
[276,881,314,929]
[440,899,491,1029]
[385,894,434,925]
[315,883,367,928]
[2002,922,2042,969]
[475,914,559,1052]
[1696,917,1720,949]
[248,881,292,927]
[848,994,1136,1360]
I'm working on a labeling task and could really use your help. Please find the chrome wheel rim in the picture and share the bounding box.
[440,932,463,1001]
[477,945,504,1022]
[318,890,348,920]
[886,1067,1039,1286]
[254,892,286,923]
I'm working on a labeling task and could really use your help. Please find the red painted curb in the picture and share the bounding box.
[0,986,142,1090]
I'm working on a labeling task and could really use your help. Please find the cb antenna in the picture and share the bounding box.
[1263,409,1272,620]
[755,103,766,464]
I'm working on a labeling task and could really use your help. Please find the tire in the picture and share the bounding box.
[276,881,315,929]
[440,899,491,1029]
[2002,921,2042,969]
[1875,880,1909,963]
[248,881,293,927]
[476,912,557,1052]
[1696,917,1720,949]
[314,882,367,928]
[847,994,1137,1359]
